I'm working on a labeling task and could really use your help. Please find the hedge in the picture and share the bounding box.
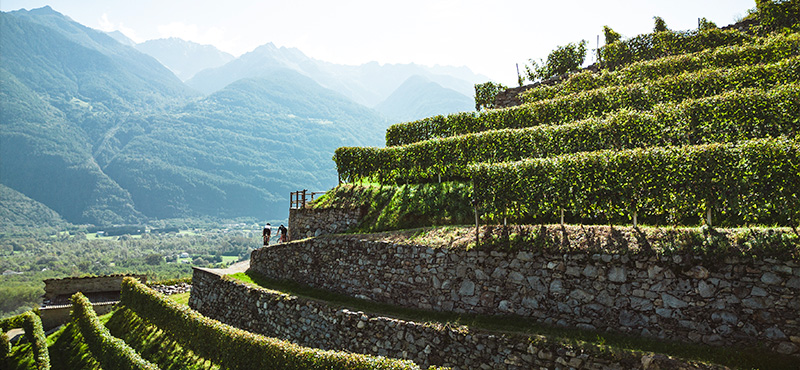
[337,84,800,184]
[119,277,441,370]
[470,137,800,227]
[70,292,159,370]
[598,27,753,70]
[0,311,49,369]
[1,329,9,360]
[523,32,800,103]
[385,55,800,146]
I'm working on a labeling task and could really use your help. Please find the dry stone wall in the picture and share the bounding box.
[43,274,146,301]
[190,267,726,370]
[288,207,361,241]
[250,235,800,356]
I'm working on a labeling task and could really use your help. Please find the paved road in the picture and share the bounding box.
[199,259,250,276]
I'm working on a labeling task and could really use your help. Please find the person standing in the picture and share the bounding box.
[262,223,271,246]
[278,224,287,243]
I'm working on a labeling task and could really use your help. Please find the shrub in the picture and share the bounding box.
[474,81,508,111]
[599,28,753,70]
[119,277,437,370]
[1,329,9,360]
[337,84,799,185]
[524,40,587,82]
[524,32,800,103]
[471,137,800,227]
[385,55,800,146]
[753,0,800,34]
[70,292,159,370]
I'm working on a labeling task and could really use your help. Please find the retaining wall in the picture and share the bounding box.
[190,267,726,370]
[288,207,361,241]
[249,231,800,356]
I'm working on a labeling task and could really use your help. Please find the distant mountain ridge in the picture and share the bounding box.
[135,38,235,81]
[185,42,488,107]
[375,75,474,122]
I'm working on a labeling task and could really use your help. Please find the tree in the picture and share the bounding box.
[145,253,163,265]
[474,81,508,111]
[698,17,717,31]
[603,26,622,45]
[654,16,669,32]
[524,40,587,82]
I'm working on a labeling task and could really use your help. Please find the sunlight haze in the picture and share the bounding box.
[1,0,757,86]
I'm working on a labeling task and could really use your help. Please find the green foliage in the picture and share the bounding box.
[70,292,159,370]
[0,230,255,318]
[385,55,800,147]
[337,84,800,185]
[753,0,800,34]
[599,27,753,70]
[471,137,800,227]
[474,81,508,111]
[1,311,49,370]
[313,183,475,233]
[603,26,622,45]
[0,329,8,364]
[46,322,102,370]
[528,32,800,103]
[698,17,717,31]
[653,16,669,32]
[105,307,216,370]
[120,277,432,370]
[525,40,587,82]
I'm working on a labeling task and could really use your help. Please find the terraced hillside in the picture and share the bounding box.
[3,3,799,370]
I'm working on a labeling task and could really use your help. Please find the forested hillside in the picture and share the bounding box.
[0,7,390,225]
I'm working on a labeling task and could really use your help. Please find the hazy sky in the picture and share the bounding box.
[2,0,756,85]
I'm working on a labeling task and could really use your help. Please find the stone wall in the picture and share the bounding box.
[39,302,116,331]
[190,267,725,370]
[287,207,361,241]
[250,234,800,356]
[43,274,146,301]
[493,63,599,108]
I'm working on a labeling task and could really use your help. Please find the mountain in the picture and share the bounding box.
[1,7,388,225]
[186,42,488,107]
[101,69,387,219]
[136,38,235,81]
[375,75,474,123]
[0,184,68,230]
[106,30,136,46]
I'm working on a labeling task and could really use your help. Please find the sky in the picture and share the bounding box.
[2,0,757,85]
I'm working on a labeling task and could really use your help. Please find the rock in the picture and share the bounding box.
[608,267,627,283]
[550,279,564,294]
[776,342,798,355]
[459,280,475,296]
[569,289,594,303]
[697,280,715,298]
[685,265,710,279]
[508,271,525,283]
[761,272,782,285]
[765,327,787,340]
[661,293,688,309]
[582,265,599,278]
[750,286,768,297]
[786,277,800,289]
[498,300,512,311]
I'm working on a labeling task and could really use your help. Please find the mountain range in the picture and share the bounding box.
[0,6,487,227]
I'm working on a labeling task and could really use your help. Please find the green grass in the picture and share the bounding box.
[168,292,191,305]
[229,270,799,370]
[221,256,238,264]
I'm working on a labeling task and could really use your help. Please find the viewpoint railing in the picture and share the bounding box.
[290,190,325,209]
